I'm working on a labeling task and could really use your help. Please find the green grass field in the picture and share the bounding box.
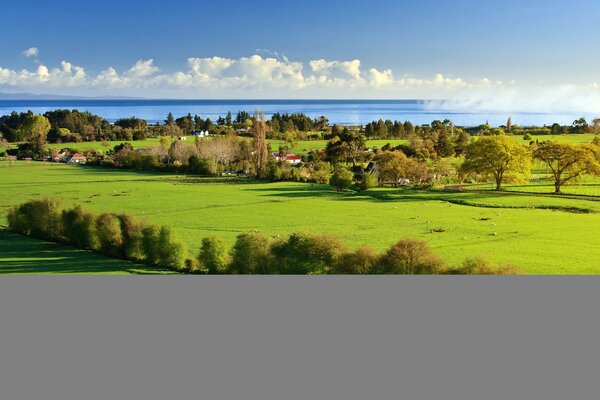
[2,161,600,274]
[510,133,598,144]
[2,133,595,157]
[0,230,175,274]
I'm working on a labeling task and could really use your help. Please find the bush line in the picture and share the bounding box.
[6,198,520,275]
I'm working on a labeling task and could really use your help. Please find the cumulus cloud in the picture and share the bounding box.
[22,47,39,58]
[2,53,600,111]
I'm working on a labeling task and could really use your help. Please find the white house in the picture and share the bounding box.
[272,152,302,165]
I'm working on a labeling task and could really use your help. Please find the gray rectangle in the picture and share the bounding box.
[1,277,599,400]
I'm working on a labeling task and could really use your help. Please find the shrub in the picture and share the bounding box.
[230,232,273,274]
[118,214,145,261]
[376,238,447,274]
[199,236,230,274]
[62,206,99,250]
[449,256,520,275]
[333,246,378,274]
[157,226,187,270]
[96,213,124,257]
[271,232,346,274]
[185,258,200,273]
[329,166,354,191]
[188,155,217,175]
[8,198,63,240]
[267,163,283,181]
[360,173,378,191]
[142,224,162,266]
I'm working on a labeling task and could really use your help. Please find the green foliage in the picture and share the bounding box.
[461,135,532,190]
[534,141,600,193]
[62,206,99,250]
[7,198,63,240]
[199,236,230,274]
[230,232,273,274]
[271,232,346,274]
[329,165,354,191]
[118,214,145,261]
[95,213,124,257]
[376,238,447,274]
[142,224,162,266]
[18,114,51,142]
[360,173,378,191]
[188,155,217,175]
[158,226,187,270]
[449,256,520,275]
[333,246,378,274]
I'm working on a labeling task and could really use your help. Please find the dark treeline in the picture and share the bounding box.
[7,198,520,275]
[0,109,330,145]
[4,107,599,146]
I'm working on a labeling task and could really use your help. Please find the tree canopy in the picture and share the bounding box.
[460,135,531,190]
[534,141,600,193]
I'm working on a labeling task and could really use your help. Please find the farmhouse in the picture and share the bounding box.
[191,130,209,137]
[68,153,87,165]
[272,152,302,165]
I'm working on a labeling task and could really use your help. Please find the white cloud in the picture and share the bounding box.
[309,59,363,82]
[369,68,394,87]
[126,59,160,78]
[22,47,39,58]
[2,53,600,111]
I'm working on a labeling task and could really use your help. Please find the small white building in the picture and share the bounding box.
[272,152,302,165]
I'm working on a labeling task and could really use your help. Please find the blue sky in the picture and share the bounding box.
[1,0,599,103]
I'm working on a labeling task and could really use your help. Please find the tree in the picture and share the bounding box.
[460,135,531,190]
[571,117,589,134]
[19,114,51,142]
[329,165,354,191]
[199,236,230,274]
[165,112,175,126]
[333,246,378,274]
[17,115,51,159]
[225,111,232,126]
[360,172,378,191]
[230,232,273,274]
[533,141,600,193]
[376,238,447,274]
[95,213,124,257]
[252,111,269,178]
[372,150,428,186]
[375,119,388,138]
[506,116,512,133]
[271,232,346,274]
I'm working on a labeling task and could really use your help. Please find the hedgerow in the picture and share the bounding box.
[7,199,520,275]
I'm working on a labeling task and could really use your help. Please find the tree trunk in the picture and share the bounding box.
[555,182,561,194]
[495,180,502,190]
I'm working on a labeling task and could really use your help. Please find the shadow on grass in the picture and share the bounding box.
[247,185,600,213]
[0,230,174,275]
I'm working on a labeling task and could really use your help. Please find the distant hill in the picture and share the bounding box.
[0,92,144,100]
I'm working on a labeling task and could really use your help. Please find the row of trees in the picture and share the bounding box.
[7,199,187,270]
[460,135,600,193]
[7,198,519,275]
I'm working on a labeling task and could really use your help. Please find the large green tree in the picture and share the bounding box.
[19,114,51,143]
[460,135,531,190]
[534,141,600,193]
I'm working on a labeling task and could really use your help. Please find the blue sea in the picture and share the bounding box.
[0,99,589,127]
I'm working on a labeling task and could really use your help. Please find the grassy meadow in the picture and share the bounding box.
[2,160,600,274]
[0,230,174,274]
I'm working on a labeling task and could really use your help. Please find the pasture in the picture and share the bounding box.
[0,230,174,274]
[2,161,600,274]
